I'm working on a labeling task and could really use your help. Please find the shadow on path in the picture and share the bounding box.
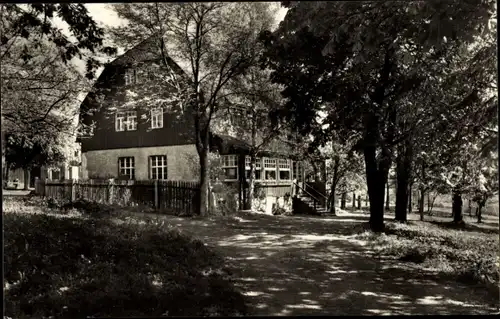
[150,212,498,315]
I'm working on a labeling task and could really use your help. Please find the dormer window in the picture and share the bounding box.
[124,69,135,85]
[151,107,163,129]
[116,110,137,131]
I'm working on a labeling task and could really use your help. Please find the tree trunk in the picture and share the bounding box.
[419,188,425,221]
[477,199,485,223]
[245,155,256,211]
[385,181,390,210]
[329,157,339,215]
[408,183,413,214]
[328,186,336,215]
[364,144,388,233]
[395,139,412,222]
[395,161,409,222]
[198,149,209,216]
[418,160,426,221]
[468,199,472,217]
[428,193,438,215]
[320,160,327,183]
[4,163,9,188]
[340,192,346,209]
[23,168,30,190]
[452,190,463,223]
[427,192,431,213]
[357,196,361,209]
[352,192,356,209]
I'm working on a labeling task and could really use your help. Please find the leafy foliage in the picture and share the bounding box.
[262,1,496,228]
[5,130,68,170]
[1,4,117,79]
[1,4,115,172]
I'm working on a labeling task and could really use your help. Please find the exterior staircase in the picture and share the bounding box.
[292,182,328,215]
[297,193,328,215]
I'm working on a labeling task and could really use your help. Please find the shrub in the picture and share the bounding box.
[211,182,239,216]
[253,183,266,200]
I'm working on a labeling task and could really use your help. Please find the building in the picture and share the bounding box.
[77,36,322,214]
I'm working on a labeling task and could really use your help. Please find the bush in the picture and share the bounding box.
[4,203,248,318]
[211,182,239,216]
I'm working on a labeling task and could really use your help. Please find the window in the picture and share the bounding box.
[49,168,60,180]
[151,108,163,129]
[115,110,137,131]
[115,112,125,131]
[222,155,238,180]
[263,158,277,180]
[150,155,168,180]
[124,69,135,85]
[245,156,261,180]
[278,159,291,180]
[118,157,135,179]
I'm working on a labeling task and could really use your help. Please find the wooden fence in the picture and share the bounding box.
[35,179,200,215]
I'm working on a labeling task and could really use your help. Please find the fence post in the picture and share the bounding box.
[70,179,76,203]
[154,180,159,209]
[44,178,48,197]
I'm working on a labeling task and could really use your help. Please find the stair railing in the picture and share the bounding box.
[293,181,322,212]
[304,182,329,208]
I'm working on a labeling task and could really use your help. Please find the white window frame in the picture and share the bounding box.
[151,107,163,129]
[222,155,238,181]
[124,69,135,85]
[150,155,168,180]
[118,157,135,179]
[125,111,137,131]
[115,110,137,131]
[263,158,277,181]
[245,156,262,180]
[278,159,291,181]
[115,112,126,131]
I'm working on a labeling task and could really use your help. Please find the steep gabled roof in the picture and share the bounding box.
[107,33,186,75]
[77,34,189,133]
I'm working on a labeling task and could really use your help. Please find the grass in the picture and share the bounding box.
[3,197,248,318]
[355,220,499,304]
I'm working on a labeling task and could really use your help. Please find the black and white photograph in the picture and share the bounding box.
[1,1,498,317]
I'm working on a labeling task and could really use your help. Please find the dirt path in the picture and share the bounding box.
[155,211,497,315]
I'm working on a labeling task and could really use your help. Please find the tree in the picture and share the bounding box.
[320,136,364,215]
[5,123,70,188]
[262,1,495,231]
[1,4,116,183]
[222,63,288,210]
[108,2,277,215]
[469,149,498,223]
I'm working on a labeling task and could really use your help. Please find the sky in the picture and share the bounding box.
[72,3,288,78]
[85,3,288,27]
[85,3,288,28]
